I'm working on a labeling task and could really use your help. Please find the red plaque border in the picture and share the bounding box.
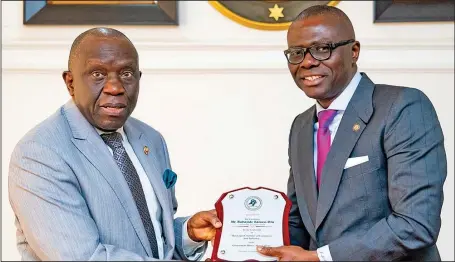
[211,187,292,261]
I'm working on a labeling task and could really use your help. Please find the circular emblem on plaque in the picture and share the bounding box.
[244,196,262,211]
[209,1,339,31]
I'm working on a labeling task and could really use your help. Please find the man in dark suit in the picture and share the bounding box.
[257,5,447,261]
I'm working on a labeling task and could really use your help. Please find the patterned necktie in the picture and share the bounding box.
[101,132,159,258]
[316,110,338,189]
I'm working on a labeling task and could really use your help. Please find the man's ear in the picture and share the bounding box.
[352,41,361,64]
[62,71,74,96]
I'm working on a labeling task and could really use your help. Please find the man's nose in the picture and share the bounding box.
[103,74,125,95]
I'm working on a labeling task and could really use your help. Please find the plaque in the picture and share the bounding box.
[211,187,292,261]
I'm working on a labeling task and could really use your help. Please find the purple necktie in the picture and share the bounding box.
[317,110,337,189]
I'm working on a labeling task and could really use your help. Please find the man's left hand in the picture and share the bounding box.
[256,245,320,261]
[187,209,222,242]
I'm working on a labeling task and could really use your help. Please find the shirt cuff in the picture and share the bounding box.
[317,245,333,261]
[182,218,205,258]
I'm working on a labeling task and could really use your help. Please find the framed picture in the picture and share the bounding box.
[23,0,178,25]
[374,0,454,23]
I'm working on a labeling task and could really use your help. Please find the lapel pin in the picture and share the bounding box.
[143,146,149,155]
[353,123,360,132]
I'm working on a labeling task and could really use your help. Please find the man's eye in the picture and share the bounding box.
[315,46,330,52]
[91,72,104,79]
[290,50,303,56]
[122,71,133,78]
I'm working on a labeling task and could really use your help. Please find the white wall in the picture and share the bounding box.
[2,1,454,260]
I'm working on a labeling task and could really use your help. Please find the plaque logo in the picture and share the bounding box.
[244,196,262,211]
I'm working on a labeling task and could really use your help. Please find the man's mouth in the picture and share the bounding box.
[100,103,127,116]
[304,75,323,81]
[301,75,326,86]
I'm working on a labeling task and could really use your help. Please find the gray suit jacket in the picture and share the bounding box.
[287,73,447,261]
[8,100,207,261]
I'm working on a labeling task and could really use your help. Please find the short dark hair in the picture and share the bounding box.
[67,27,138,71]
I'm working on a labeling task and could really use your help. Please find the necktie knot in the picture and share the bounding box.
[100,132,123,150]
[318,110,337,129]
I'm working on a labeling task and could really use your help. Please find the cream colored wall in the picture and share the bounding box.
[2,1,454,260]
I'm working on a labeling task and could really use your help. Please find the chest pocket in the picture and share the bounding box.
[341,155,383,181]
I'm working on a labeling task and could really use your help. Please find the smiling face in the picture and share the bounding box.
[287,14,360,108]
[63,35,141,132]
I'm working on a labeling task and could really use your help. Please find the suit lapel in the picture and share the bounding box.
[124,122,173,253]
[294,106,318,240]
[315,73,375,230]
[62,101,153,256]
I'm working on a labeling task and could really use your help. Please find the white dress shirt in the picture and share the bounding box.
[96,127,204,259]
[313,70,362,261]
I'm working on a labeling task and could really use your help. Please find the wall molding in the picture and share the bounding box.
[3,68,453,74]
[3,39,454,72]
[2,45,454,73]
[3,38,454,51]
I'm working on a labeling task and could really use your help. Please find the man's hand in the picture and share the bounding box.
[256,245,319,261]
[187,209,222,242]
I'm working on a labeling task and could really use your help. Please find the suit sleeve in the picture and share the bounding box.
[287,116,311,249]
[8,141,164,261]
[157,134,208,261]
[328,88,447,260]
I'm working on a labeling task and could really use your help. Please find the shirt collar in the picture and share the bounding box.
[315,70,362,115]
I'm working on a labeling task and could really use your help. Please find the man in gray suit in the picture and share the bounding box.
[257,5,447,261]
[8,28,221,261]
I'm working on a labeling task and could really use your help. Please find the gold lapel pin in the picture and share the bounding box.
[143,146,149,155]
[353,123,361,132]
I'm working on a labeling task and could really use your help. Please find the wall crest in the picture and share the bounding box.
[209,1,339,31]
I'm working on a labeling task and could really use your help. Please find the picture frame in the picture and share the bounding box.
[374,0,454,23]
[23,0,178,25]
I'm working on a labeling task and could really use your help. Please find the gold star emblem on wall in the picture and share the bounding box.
[268,4,284,21]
